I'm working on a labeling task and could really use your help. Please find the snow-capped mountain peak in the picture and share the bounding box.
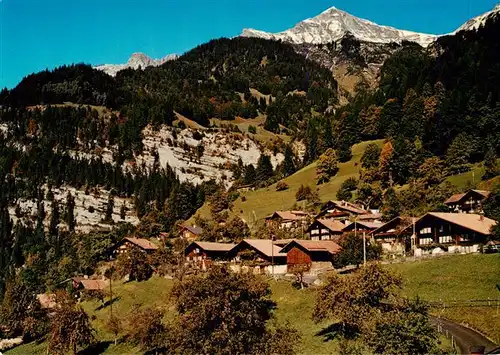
[454,4,500,33]
[95,52,178,77]
[241,6,437,47]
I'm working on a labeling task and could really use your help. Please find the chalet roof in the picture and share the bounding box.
[343,221,384,231]
[444,190,490,205]
[182,225,204,235]
[357,212,382,221]
[370,216,414,236]
[79,279,109,291]
[401,212,497,236]
[241,239,287,257]
[265,211,310,221]
[124,237,159,251]
[311,218,346,233]
[325,200,367,215]
[273,238,297,247]
[189,241,236,252]
[280,240,342,254]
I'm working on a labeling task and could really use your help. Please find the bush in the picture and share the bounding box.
[276,181,289,191]
[248,125,257,134]
[316,149,339,184]
[296,185,312,201]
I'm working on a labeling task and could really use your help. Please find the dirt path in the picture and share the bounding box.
[430,316,497,354]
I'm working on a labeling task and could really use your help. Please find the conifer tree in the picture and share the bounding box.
[66,192,76,232]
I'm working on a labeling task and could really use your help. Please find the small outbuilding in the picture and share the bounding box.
[280,240,342,273]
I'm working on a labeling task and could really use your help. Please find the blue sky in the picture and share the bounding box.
[0,0,497,88]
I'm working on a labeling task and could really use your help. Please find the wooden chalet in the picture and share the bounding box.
[306,218,346,241]
[400,212,497,248]
[72,277,108,291]
[316,200,369,220]
[444,189,490,214]
[370,216,414,254]
[264,211,311,230]
[179,225,204,240]
[342,220,384,234]
[229,239,287,265]
[185,241,235,269]
[280,240,342,273]
[114,237,159,255]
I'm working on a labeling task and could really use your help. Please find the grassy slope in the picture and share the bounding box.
[11,254,498,354]
[445,164,485,190]
[387,254,500,343]
[8,278,338,355]
[222,139,384,226]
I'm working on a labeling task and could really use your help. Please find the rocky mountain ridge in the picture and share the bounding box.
[241,6,438,47]
[95,52,178,76]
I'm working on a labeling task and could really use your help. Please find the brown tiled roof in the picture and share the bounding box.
[124,237,158,251]
[357,213,382,221]
[427,212,496,235]
[316,219,346,233]
[242,239,287,257]
[266,211,309,221]
[273,239,297,246]
[182,225,204,235]
[444,192,467,204]
[370,216,413,236]
[444,190,491,205]
[191,241,236,252]
[281,240,341,254]
[79,279,108,291]
[343,221,384,231]
[327,201,367,215]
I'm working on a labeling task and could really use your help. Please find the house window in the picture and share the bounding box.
[439,235,453,244]
[460,234,471,242]
[311,229,319,235]
[322,235,331,240]
[311,236,319,241]
[419,237,433,245]
[420,227,432,234]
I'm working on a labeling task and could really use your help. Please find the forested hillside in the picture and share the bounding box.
[0,13,500,331]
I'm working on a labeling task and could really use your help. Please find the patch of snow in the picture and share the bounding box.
[94,52,179,77]
[241,6,437,47]
[454,4,500,33]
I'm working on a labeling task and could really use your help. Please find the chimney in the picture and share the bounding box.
[479,214,484,222]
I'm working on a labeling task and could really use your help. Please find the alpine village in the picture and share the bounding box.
[1,3,500,355]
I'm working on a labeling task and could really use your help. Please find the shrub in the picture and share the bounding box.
[296,185,312,201]
[248,125,257,134]
[276,181,289,191]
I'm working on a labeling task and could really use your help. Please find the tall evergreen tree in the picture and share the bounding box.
[66,192,76,232]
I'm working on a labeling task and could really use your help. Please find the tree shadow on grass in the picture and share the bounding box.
[315,323,359,342]
[94,296,121,311]
[79,341,112,354]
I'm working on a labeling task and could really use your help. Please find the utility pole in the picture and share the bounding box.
[271,235,275,276]
[363,231,366,266]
